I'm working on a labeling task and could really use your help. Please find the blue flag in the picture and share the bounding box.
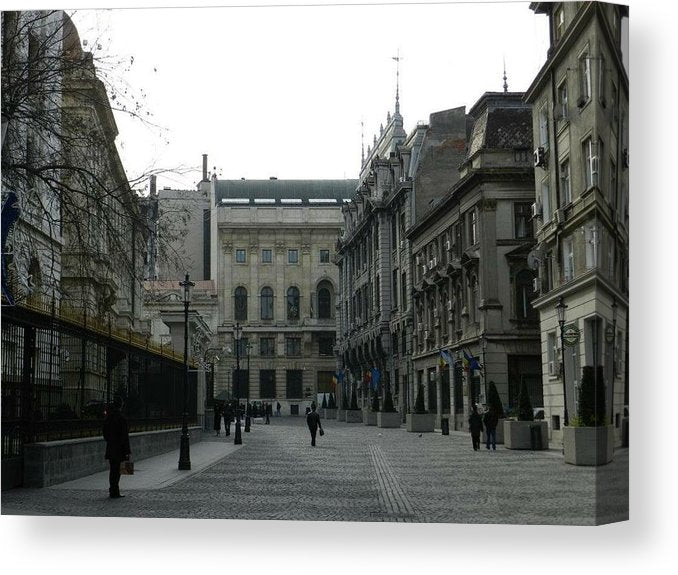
[439,349,453,366]
[463,349,482,372]
[370,367,381,390]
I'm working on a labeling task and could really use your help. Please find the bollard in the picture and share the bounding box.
[441,417,449,435]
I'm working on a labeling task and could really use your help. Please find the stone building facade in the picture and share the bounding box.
[208,177,356,414]
[408,92,539,430]
[525,2,629,446]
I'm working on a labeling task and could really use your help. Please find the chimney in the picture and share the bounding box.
[202,154,208,181]
[150,174,157,196]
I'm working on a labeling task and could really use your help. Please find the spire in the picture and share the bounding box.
[391,49,403,116]
[503,57,508,93]
[361,120,365,165]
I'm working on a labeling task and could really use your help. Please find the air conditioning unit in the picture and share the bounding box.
[533,147,546,168]
[556,208,565,225]
[445,240,451,251]
[447,300,452,311]
[533,277,540,293]
[531,202,542,218]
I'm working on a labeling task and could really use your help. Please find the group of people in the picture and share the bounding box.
[468,404,499,451]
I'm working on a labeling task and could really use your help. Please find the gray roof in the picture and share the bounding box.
[215,179,358,205]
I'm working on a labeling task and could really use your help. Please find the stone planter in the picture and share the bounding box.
[336,409,346,421]
[481,418,506,445]
[406,413,436,433]
[323,408,337,420]
[563,425,614,466]
[363,409,377,426]
[504,420,548,450]
[345,409,363,423]
[377,411,401,428]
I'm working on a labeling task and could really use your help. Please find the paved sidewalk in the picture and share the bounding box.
[51,436,242,491]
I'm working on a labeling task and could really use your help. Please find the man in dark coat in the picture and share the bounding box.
[483,406,499,451]
[306,403,322,447]
[213,405,222,436]
[223,403,232,436]
[103,396,131,498]
[468,404,483,451]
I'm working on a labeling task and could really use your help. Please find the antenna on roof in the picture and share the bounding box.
[503,56,509,93]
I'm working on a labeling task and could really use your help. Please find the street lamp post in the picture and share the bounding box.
[234,323,242,445]
[555,297,569,427]
[178,273,194,470]
[245,341,251,432]
[480,332,488,405]
[610,295,618,425]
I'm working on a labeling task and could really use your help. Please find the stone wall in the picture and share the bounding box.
[23,426,203,487]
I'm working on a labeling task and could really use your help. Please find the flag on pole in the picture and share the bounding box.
[370,367,381,391]
[439,349,453,366]
[463,348,482,372]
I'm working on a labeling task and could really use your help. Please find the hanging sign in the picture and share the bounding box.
[605,325,615,344]
[562,324,580,347]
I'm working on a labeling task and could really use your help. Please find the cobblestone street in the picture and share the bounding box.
[1,417,628,525]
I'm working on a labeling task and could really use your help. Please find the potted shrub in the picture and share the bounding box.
[325,392,337,420]
[504,380,548,450]
[345,387,363,423]
[378,387,401,428]
[481,381,506,445]
[407,383,435,432]
[363,392,378,425]
[564,366,614,466]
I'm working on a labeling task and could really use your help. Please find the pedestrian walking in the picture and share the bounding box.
[213,405,222,436]
[483,406,499,451]
[103,396,131,498]
[468,404,483,451]
[306,403,323,447]
[276,401,281,417]
[223,403,232,436]
[264,402,270,424]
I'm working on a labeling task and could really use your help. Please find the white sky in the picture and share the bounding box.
[66,1,552,192]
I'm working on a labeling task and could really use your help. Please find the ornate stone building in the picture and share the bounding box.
[408,92,539,430]
[525,2,629,445]
[208,177,356,414]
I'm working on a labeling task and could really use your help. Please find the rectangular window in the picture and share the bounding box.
[514,203,533,239]
[541,178,551,223]
[235,249,246,263]
[260,337,276,357]
[583,138,599,189]
[320,249,330,263]
[547,332,557,375]
[318,335,334,356]
[261,249,272,263]
[579,51,592,103]
[608,240,615,280]
[288,249,298,264]
[469,209,477,245]
[539,104,549,148]
[286,370,303,399]
[392,270,398,310]
[558,81,569,121]
[584,225,598,269]
[401,272,407,311]
[259,370,276,398]
[554,5,565,42]
[562,237,574,282]
[285,337,301,357]
[560,158,572,205]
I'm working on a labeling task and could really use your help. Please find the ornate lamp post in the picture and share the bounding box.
[610,295,618,425]
[480,332,488,405]
[245,341,251,432]
[555,297,569,427]
[178,273,194,470]
[234,322,243,445]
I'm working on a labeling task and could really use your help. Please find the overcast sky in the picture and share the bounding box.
[65,1,556,192]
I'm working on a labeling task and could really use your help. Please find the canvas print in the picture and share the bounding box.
[1,1,628,526]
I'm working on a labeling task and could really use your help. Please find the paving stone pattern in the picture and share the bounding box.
[1,418,628,525]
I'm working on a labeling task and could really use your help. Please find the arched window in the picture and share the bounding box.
[261,287,274,320]
[317,281,333,319]
[234,287,247,321]
[287,286,300,320]
[515,269,538,320]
